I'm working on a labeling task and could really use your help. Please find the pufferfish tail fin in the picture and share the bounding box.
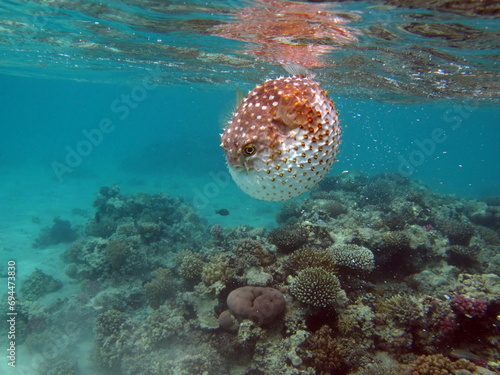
[283,64,315,78]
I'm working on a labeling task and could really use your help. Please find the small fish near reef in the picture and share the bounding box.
[215,209,230,216]
[220,66,341,201]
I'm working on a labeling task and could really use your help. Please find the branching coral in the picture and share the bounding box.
[409,354,476,374]
[329,244,375,271]
[304,325,351,374]
[202,253,234,286]
[287,247,337,274]
[95,309,129,369]
[275,199,304,225]
[381,230,411,251]
[437,220,475,246]
[144,267,175,309]
[451,294,488,318]
[96,309,126,337]
[234,239,275,267]
[290,267,342,307]
[106,239,131,271]
[375,294,422,325]
[176,249,205,283]
[268,224,308,253]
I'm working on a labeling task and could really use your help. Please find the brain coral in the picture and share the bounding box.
[225,286,286,327]
[268,224,308,253]
[328,244,375,271]
[290,267,342,307]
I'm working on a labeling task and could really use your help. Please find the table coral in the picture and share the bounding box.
[290,267,342,307]
[328,244,375,271]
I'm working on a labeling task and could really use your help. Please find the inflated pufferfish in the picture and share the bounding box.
[220,68,341,201]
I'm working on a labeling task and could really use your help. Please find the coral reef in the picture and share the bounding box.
[303,325,357,374]
[409,354,476,374]
[451,294,488,318]
[276,199,305,225]
[290,267,342,307]
[94,309,129,369]
[202,253,234,286]
[144,267,176,309]
[176,249,206,283]
[329,244,375,272]
[39,177,500,374]
[21,269,63,301]
[268,224,309,253]
[286,247,337,274]
[437,220,476,246]
[39,357,78,375]
[234,238,276,267]
[33,216,78,248]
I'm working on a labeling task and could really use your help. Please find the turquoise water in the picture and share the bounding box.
[0,1,499,374]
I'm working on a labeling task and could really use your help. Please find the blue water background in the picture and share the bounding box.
[1,73,498,221]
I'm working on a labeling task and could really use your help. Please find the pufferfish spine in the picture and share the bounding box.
[221,73,341,202]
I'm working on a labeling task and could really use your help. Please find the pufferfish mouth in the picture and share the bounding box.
[235,154,257,172]
[223,147,258,171]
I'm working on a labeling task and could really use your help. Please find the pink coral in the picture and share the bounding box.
[451,295,488,318]
[225,286,286,327]
[437,314,458,334]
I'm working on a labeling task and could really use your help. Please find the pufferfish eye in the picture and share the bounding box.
[243,143,257,156]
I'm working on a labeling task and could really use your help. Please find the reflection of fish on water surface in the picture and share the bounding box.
[220,66,341,202]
